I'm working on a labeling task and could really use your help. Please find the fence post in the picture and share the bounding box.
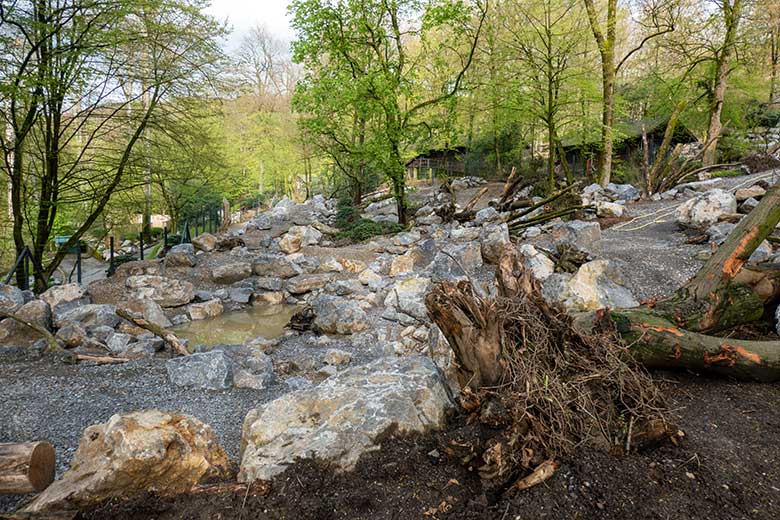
[109,237,115,274]
[22,249,29,291]
[139,233,144,261]
[163,226,168,249]
[76,245,82,284]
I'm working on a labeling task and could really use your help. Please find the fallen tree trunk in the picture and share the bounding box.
[656,184,780,333]
[0,442,55,494]
[115,308,189,356]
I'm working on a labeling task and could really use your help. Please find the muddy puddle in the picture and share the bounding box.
[172,304,299,346]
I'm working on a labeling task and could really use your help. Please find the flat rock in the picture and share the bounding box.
[211,263,252,284]
[287,273,332,295]
[166,350,233,390]
[252,254,302,279]
[313,295,370,335]
[191,233,218,252]
[120,299,172,329]
[126,275,194,307]
[188,299,224,321]
[40,283,91,317]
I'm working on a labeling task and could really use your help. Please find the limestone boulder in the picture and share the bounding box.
[541,260,639,311]
[211,263,252,285]
[188,299,224,321]
[120,299,172,329]
[164,244,197,268]
[429,242,483,282]
[54,304,120,331]
[40,283,91,317]
[286,273,332,295]
[0,300,51,346]
[517,244,555,281]
[191,233,218,252]
[166,351,233,390]
[596,201,625,218]
[480,223,510,264]
[126,275,194,308]
[312,295,370,335]
[675,189,737,229]
[383,276,431,324]
[239,357,451,482]
[550,220,602,255]
[252,254,302,279]
[0,284,25,315]
[25,411,230,512]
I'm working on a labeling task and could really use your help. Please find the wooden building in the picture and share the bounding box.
[406,146,467,181]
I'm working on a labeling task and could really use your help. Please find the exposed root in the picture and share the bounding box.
[426,246,673,491]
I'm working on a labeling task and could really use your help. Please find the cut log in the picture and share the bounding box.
[0,442,55,494]
[115,308,189,356]
[590,309,780,382]
[657,185,780,332]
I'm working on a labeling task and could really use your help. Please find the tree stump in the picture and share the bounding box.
[0,442,55,494]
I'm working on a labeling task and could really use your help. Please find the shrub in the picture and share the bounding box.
[335,197,361,229]
[335,219,404,242]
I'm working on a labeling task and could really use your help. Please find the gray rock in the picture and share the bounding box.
[188,299,224,321]
[312,295,370,335]
[120,299,172,329]
[229,285,254,304]
[210,344,275,390]
[123,339,163,359]
[191,233,217,252]
[0,300,52,346]
[605,183,640,202]
[675,189,737,229]
[749,240,774,264]
[326,279,364,296]
[164,244,197,268]
[252,254,302,279]
[474,206,500,225]
[40,283,91,317]
[55,304,120,331]
[56,323,88,348]
[287,274,332,295]
[323,348,352,366]
[596,201,625,218]
[383,276,431,323]
[480,223,510,264]
[541,260,639,311]
[517,244,555,281]
[255,277,284,291]
[0,284,25,314]
[211,263,252,284]
[239,356,451,482]
[429,242,483,282]
[106,332,133,354]
[550,220,602,255]
[706,223,736,245]
[166,350,233,390]
[125,275,194,307]
[739,197,760,213]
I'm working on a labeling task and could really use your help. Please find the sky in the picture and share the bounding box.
[205,0,295,51]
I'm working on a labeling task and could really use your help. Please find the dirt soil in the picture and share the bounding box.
[82,373,780,520]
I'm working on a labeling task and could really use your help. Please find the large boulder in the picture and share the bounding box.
[596,201,625,218]
[120,299,172,329]
[54,304,120,331]
[0,284,25,315]
[191,233,218,252]
[126,275,194,307]
[480,223,510,264]
[675,189,737,229]
[187,299,224,321]
[542,260,639,311]
[312,295,370,335]
[164,244,197,268]
[239,356,451,482]
[166,350,233,390]
[517,244,555,281]
[39,283,90,317]
[604,183,641,202]
[0,300,51,346]
[383,276,431,324]
[550,220,602,255]
[286,273,332,295]
[429,242,483,282]
[25,411,231,512]
[211,263,252,284]
[205,344,275,390]
[252,254,302,279]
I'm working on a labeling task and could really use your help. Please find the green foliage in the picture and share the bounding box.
[334,197,362,229]
[711,168,745,178]
[335,219,405,242]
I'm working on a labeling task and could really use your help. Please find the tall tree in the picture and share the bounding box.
[582,0,675,186]
[291,0,488,224]
[0,0,223,291]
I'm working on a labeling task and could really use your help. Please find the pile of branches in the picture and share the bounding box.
[425,247,674,492]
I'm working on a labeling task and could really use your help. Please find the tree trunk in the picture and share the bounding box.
[656,185,780,333]
[0,442,55,494]
[703,0,744,166]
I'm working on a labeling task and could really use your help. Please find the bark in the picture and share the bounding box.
[647,101,686,194]
[0,442,55,494]
[656,185,780,333]
[115,308,189,356]
[703,0,744,166]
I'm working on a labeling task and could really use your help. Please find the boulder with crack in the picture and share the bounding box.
[675,189,737,229]
[25,411,231,512]
[126,275,194,307]
[239,356,451,482]
[541,260,639,311]
[383,276,431,324]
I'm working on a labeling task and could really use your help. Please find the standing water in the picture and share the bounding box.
[172,305,299,346]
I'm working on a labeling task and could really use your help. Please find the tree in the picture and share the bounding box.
[504,0,585,190]
[582,0,676,186]
[290,0,488,224]
[701,0,746,166]
[0,0,224,291]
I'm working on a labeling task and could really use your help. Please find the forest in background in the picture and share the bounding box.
[2,0,780,286]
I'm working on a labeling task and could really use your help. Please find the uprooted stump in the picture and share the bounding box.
[425,247,675,492]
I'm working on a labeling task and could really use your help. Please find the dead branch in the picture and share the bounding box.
[115,308,189,356]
